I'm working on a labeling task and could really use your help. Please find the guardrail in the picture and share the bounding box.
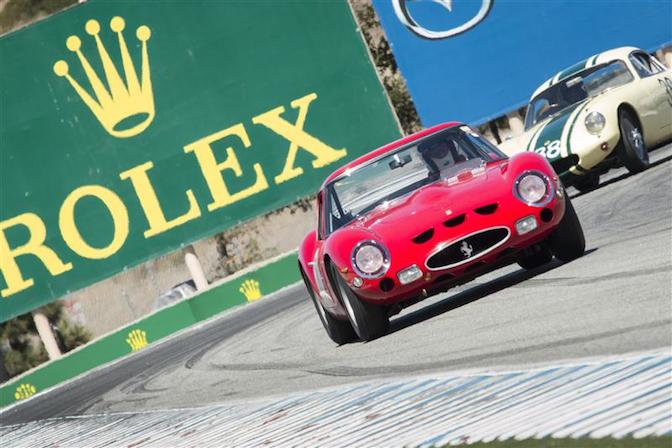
[0,251,300,408]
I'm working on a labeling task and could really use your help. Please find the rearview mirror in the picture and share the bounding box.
[389,154,412,169]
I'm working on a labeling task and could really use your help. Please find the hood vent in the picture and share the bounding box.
[474,203,498,215]
[443,213,466,227]
[412,228,434,244]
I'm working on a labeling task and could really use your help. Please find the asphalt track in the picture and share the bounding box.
[2,144,671,426]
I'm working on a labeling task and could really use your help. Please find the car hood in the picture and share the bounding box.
[344,162,509,243]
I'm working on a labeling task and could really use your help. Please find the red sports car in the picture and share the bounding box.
[298,122,585,343]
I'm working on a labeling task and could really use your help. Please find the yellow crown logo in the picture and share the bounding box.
[14,383,37,401]
[53,17,154,138]
[126,328,148,351]
[239,279,262,302]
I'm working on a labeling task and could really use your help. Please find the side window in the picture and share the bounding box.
[322,189,347,236]
[532,98,550,119]
[452,142,471,163]
[317,193,325,239]
[650,55,668,72]
[468,132,508,159]
[629,52,664,77]
[326,191,341,236]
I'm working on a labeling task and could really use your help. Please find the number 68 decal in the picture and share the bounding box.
[533,140,562,160]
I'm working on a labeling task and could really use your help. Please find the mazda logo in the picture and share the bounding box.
[392,0,494,40]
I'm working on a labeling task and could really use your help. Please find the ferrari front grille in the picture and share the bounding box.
[426,227,511,270]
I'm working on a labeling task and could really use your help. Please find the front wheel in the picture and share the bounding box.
[329,263,389,342]
[300,265,356,345]
[547,195,586,262]
[618,110,649,174]
[517,244,553,270]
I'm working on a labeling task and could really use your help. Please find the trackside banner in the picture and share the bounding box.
[0,0,400,320]
[372,0,672,126]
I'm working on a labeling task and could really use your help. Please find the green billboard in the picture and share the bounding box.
[0,0,400,321]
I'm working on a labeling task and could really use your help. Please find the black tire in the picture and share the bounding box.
[573,173,600,193]
[329,263,389,342]
[517,244,553,270]
[300,265,356,345]
[548,195,586,262]
[617,110,649,174]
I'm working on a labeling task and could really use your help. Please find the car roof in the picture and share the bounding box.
[321,121,461,189]
[530,46,642,100]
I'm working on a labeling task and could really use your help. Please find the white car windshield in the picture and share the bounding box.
[322,127,505,235]
[525,61,634,129]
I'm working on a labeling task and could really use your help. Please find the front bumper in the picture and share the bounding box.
[555,129,620,177]
[340,194,567,305]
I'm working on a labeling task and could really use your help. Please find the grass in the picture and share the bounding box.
[437,437,671,447]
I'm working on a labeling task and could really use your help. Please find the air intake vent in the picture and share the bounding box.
[379,278,394,292]
[540,208,553,222]
[433,273,455,284]
[465,261,486,273]
[426,227,510,269]
[551,154,579,175]
[443,214,465,227]
[496,248,517,259]
[474,203,498,215]
[412,228,434,244]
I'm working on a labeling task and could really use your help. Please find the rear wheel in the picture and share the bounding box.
[517,244,553,270]
[617,110,649,174]
[300,265,356,345]
[548,195,586,262]
[329,263,389,342]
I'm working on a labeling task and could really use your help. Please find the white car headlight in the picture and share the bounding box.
[352,241,389,278]
[514,171,553,206]
[584,111,606,134]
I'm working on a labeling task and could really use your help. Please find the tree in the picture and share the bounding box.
[0,302,91,378]
[0,0,78,35]
[349,0,422,134]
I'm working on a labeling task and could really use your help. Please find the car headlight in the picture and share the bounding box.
[584,111,606,134]
[514,171,553,206]
[352,241,389,278]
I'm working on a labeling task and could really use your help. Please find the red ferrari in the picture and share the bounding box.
[299,122,585,343]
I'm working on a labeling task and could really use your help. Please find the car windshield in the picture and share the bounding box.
[322,127,506,236]
[525,61,634,129]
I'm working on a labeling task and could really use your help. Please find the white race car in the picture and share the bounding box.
[500,47,672,191]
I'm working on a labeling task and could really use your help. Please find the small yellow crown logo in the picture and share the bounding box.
[126,328,148,351]
[53,17,154,138]
[239,279,262,302]
[14,383,37,401]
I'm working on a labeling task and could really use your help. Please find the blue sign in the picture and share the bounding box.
[373,0,672,126]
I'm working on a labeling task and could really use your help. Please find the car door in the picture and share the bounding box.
[628,51,672,144]
[314,190,345,314]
